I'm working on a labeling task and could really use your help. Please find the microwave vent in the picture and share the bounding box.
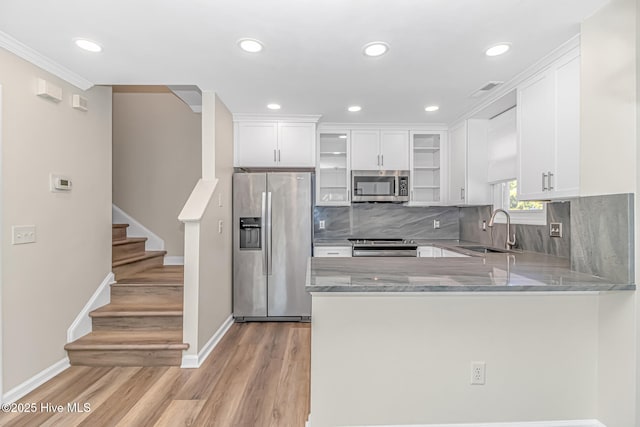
[470,81,503,98]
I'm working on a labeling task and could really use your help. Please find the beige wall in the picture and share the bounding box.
[113,91,201,256]
[580,0,636,196]
[197,95,233,350]
[0,47,112,391]
[311,294,599,427]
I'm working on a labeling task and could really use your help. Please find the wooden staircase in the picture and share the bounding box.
[65,224,189,366]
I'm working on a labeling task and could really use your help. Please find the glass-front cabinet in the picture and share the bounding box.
[316,131,350,206]
[409,131,446,205]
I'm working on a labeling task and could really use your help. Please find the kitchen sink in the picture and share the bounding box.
[455,245,515,254]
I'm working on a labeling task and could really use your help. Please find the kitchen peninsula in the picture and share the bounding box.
[306,246,635,427]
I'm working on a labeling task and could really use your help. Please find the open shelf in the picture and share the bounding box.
[320,151,347,155]
[414,166,440,170]
[413,147,440,152]
[413,185,440,189]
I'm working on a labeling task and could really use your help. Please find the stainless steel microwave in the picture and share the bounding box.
[351,170,410,202]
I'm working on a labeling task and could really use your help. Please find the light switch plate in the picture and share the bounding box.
[433,219,440,229]
[550,222,562,238]
[319,220,326,230]
[12,225,36,244]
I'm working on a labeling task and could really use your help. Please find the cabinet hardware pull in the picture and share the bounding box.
[278,150,281,162]
[542,172,548,191]
[461,188,465,200]
[377,154,380,166]
[411,190,414,201]
[274,149,277,162]
[381,154,384,166]
[548,171,554,190]
[327,252,339,255]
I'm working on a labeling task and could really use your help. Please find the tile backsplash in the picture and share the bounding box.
[314,204,460,240]
[459,202,571,259]
[570,193,634,283]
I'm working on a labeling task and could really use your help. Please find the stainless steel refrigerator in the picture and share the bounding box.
[233,172,312,321]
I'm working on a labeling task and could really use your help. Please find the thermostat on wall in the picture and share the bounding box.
[50,174,72,192]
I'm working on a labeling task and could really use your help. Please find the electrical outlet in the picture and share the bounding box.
[482,220,487,231]
[319,220,326,230]
[470,361,486,385]
[433,219,440,229]
[218,220,223,234]
[12,225,36,245]
[549,222,562,238]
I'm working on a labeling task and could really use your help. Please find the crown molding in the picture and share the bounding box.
[233,113,322,123]
[318,122,448,131]
[0,31,94,91]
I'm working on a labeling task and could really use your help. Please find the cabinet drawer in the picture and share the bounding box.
[314,246,352,257]
[417,246,442,257]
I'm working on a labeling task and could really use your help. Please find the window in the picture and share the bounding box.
[492,180,547,225]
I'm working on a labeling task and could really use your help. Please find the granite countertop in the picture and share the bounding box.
[306,242,636,293]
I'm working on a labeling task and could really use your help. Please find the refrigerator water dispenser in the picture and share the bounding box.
[239,217,261,250]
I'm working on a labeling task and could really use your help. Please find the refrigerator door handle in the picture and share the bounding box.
[261,192,268,275]
[266,191,273,275]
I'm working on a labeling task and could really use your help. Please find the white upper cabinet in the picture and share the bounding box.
[234,116,319,168]
[447,120,491,206]
[409,131,445,206]
[316,130,351,206]
[235,122,279,168]
[448,123,467,204]
[277,122,316,167]
[380,131,410,170]
[517,48,580,200]
[351,130,409,171]
[350,131,380,170]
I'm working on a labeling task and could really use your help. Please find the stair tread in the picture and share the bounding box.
[115,265,184,285]
[90,304,183,317]
[65,331,188,350]
[112,237,147,246]
[112,224,129,228]
[112,251,167,267]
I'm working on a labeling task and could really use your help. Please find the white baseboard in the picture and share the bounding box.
[329,421,605,427]
[112,204,164,251]
[2,358,70,404]
[164,256,184,265]
[67,272,114,342]
[181,315,234,368]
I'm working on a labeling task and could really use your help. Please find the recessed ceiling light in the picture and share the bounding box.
[425,105,440,112]
[267,103,281,110]
[238,38,264,53]
[74,38,102,53]
[485,43,511,57]
[348,105,362,112]
[363,42,389,57]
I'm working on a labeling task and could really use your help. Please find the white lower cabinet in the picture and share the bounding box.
[314,246,352,257]
[417,246,468,258]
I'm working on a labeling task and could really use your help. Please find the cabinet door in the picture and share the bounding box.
[380,130,409,170]
[314,246,352,257]
[448,122,467,204]
[235,122,278,167]
[351,130,380,170]
[552,52,580,198]
[517,69,555,200]
[278,122,316,167]
[317,131,350,206]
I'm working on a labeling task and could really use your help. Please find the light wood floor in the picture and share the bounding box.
[1,322,311,427]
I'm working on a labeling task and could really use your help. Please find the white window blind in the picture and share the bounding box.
[487,107,517,183]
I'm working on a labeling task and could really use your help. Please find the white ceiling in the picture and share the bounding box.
[0,0,608,124]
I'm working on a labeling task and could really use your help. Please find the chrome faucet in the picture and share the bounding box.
[488,209,516,250]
